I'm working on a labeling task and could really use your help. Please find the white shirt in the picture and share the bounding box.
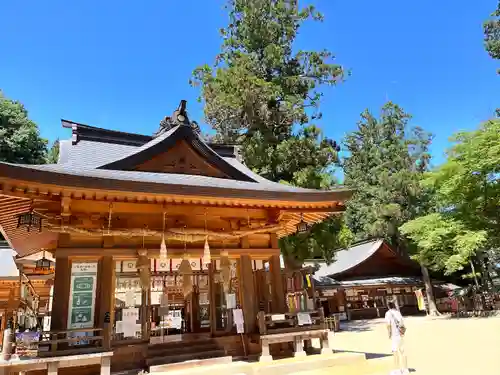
[385,308,404,338]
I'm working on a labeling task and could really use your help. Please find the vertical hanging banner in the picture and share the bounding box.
[67,262,98,330]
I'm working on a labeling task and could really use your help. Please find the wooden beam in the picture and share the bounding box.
[53,247,280,259]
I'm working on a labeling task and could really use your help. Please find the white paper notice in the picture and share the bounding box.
[271,314,286,321]
[116,321,124,334]
[232,308,244,325]
[151,291,161,305]
[125,290,135,307]
[166,310,182,329]
[226,293,236,309]
[297,312,312,326]
[236,323,244,333]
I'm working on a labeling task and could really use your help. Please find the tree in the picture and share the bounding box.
[484,1,500,64]
[46,139,60,164]
[402,119,500,290]
[192,0,351,261]
[0,91,48,242]
[0,91,47,164]
[342,103,440,314]
[484,1,500,116]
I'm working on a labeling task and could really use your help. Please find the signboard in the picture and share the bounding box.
[233,309,244,333]
[67,262,98,330]
[226,293,236,309]
[271,314,286,321]
[297,312,312,326]
[121,308,141,338]
[15,332,40,358]
[165,310,182,329]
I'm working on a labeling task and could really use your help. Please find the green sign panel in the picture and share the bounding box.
[72,292,93,308]
[68,262,98,329]
[70,308,93,325]
[73,276,94,292]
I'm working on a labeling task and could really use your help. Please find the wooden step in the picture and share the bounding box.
[147,341,220,357]
[149,356,232,373]
[146,349,227,367]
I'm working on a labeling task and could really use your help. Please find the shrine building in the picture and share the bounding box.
[0,101,350,373]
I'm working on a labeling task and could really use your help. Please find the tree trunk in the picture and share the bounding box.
[420,264,440,316]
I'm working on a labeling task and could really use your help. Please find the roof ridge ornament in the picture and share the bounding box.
[155,100,201,137]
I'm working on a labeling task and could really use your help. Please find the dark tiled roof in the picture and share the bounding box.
[304,240,384,278]
[0,119,351,201]
[312,275,423,287]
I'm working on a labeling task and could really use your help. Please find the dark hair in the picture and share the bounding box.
[388,302,396,309]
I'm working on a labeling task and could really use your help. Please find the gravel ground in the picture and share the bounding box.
[294,315,500,375]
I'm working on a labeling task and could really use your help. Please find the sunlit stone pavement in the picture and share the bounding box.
[292,315,500,375]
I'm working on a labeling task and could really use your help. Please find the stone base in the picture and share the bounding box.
[259,355,273,363]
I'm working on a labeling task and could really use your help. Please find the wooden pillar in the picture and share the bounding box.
[98,256,114,350]
[141,288,149,341]
[269,255,285,313]
[208,262,217,336]
[51,255,70,331]
[239,255,257,333]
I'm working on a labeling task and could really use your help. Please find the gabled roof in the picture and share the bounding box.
[305,239,384,278]
[97,125,256,182]
[305,239,421,281]
[0,114,351,203]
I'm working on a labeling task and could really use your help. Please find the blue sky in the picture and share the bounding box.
[1,0,498,168]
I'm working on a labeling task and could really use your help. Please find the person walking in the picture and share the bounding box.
[385,301,409,375]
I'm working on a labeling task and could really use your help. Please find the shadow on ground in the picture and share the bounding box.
[332,349,392,360]
[339,320,377,332]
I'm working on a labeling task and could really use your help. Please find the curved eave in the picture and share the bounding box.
[0,163,352,206]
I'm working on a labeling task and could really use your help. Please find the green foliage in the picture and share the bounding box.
[192,0,351,261]
[401,119,500,274]
[484,1,500,63]
[343,102,432,249]
[0,91,48,164]
[484,1,500,116]
[400,213,487,274]
[46,139,60,164]
[280,216,354,263]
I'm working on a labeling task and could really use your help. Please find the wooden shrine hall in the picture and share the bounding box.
[0,101,350,373]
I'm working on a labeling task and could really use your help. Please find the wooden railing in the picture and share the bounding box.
[36,328,105,357]
[324,316,340,332]
[256,308,325,335]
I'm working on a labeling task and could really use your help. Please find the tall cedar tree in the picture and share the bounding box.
[342,103,440,314]
[484,1,500,116]
[192,0,352,263]
[46,139,60,164]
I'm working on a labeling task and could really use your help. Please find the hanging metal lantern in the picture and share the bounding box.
[17,210,43,232]
[296,213,309,234]
[35,251,53,272]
